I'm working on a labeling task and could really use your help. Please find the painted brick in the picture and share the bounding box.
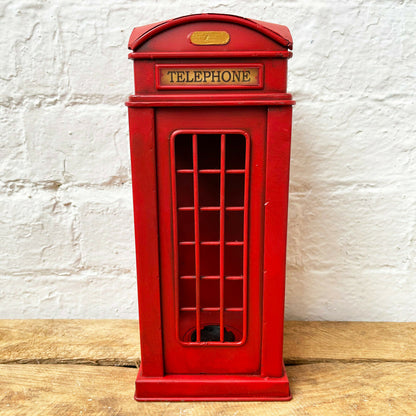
[287,186,415,274]
[0,107,28,181]
[69,187,135,271]
[0,189,80,273]
[290,101,416,192]
[0,273,137,319]
[23,103,130,184]
[0,1,67,101]
[1,0,416,320]
[285,270,416,321]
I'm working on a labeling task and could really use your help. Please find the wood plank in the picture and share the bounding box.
[283,321,416,364]
[0,362,415,415]
[0,320,140,366]
[1,320,416,365]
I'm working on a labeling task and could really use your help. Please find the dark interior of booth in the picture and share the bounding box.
[174,133,248,343]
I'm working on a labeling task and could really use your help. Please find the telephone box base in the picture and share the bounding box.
[134,367,291,401]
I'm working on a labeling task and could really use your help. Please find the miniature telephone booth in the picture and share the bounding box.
[126,13,295,401]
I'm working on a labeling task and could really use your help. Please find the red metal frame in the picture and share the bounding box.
[127,13,294,401]
[156,107,264,378]
[128,13,293,51]
[134,368,291,402]
[170,130,250,346]
[129,51,292,59]
[128,108,164,376]
[126,93,295,107]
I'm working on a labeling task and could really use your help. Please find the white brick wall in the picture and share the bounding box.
[1,0,415,320]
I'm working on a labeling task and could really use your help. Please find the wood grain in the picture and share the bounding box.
[1,320,415,365]
[0,362,415,415]
[0,320,140,366]
[1,321,416,414]
[283,321,416,364]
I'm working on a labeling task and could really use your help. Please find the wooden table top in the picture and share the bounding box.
[0,320,415,415]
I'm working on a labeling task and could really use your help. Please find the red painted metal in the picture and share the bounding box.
[126,13,294,401]
[128,108,164,376]
[129,51,292,59]
[170,130,250,347]
[128,14,292,51]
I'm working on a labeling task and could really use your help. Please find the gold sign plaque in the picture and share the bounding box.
[190,31,230,45]
[158,65,263,89]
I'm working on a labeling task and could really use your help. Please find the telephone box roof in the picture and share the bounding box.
[128,13,293,51]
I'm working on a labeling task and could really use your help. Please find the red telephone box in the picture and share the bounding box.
[126,13,294,401]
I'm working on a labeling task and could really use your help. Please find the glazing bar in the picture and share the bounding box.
[192,134,201,342]
[219,134,226,342]
[242,135,250,340]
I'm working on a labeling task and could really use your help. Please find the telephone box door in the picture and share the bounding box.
[156,106,267,374]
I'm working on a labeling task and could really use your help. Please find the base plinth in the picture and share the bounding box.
[134,367,291,401]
